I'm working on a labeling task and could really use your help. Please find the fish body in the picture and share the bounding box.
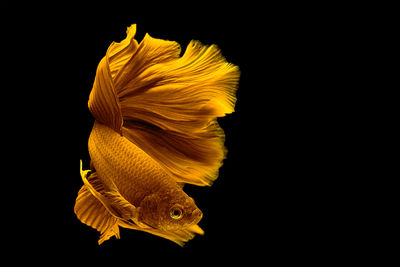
[74,24,239,245]
[89,121,176,206]
[88,121,202,231]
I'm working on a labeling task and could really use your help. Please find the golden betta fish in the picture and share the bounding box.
[74,24,240,246]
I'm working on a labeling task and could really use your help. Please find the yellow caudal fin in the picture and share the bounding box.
[88,25,240,186]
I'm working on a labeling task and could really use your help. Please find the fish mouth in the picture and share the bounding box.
[191,209,203,224]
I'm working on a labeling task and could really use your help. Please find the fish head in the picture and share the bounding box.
[138,189,203,231]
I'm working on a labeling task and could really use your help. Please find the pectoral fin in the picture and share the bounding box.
[74,184,120,244]
[76,161,140,244]
[79,160,137,221]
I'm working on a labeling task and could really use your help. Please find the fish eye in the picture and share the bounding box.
[170,206,183,220]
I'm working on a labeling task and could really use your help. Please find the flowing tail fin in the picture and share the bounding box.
[88,24,240,186]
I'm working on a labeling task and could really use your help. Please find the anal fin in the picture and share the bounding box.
[118,219,204,246]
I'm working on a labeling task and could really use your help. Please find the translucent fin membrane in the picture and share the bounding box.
[88,24,240,186]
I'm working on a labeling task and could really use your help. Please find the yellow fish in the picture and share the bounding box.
[74,24,239,246]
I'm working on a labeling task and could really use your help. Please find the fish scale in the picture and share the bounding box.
[88,121,177,206]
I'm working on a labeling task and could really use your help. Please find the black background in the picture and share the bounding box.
[6,3,346,264]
